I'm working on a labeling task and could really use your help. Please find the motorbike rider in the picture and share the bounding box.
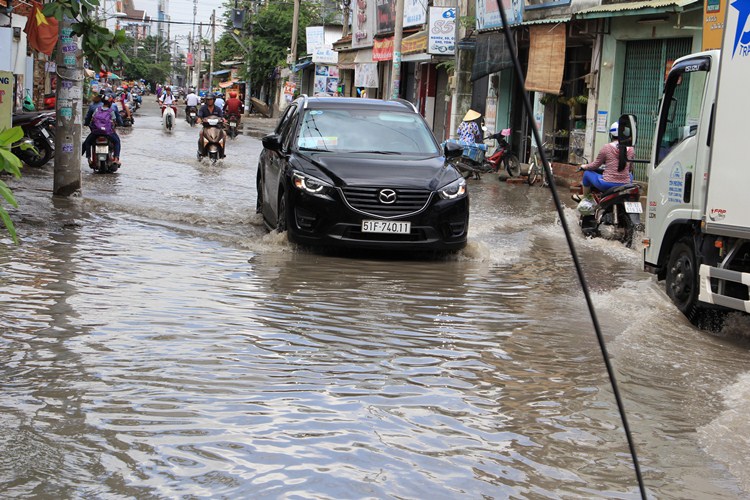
[159,86,177,114]
[185,88,200,118]
[82,93,123,166]
[197,94,225,157]
[224,91,243,125]
[214,92,226,112]
[573,122,635,202]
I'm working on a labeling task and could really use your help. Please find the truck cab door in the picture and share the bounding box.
[645,57,711,267]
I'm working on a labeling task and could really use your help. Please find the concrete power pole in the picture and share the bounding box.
[209,10,216,93]
[390,0,404,99]
[53,16,83,196]
[196,22,202,90]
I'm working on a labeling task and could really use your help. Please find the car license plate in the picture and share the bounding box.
[95,145,108,154]
[624,202,642,214]
[362,220,411,234]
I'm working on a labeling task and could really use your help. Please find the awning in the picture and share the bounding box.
[402,53,432,62]
[525,23,566,94]
[211,69,231,76]
[521,16,571,26]
[219,79,239,88]
[337,50,356,69]
[402,30,428,56]
[575,0,699,19]
[292,60,313,72]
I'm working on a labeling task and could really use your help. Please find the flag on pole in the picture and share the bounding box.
[23,1,59,56]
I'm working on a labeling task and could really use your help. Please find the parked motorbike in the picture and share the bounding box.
[197,115,226,164]
[576,170,643,248]
[11,111,56,168]
[483,128,520,177]
[89,134,119,174]
[161,104,177,132]
[226,113,240,139]
[186,106,198,127]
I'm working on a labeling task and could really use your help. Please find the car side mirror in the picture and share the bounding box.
[262,133,282,152]
[444,141,464,159]
[618,114,637,147]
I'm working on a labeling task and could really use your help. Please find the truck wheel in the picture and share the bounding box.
[666,238,702,320]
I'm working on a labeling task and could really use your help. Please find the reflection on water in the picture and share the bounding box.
[1,104,750,498]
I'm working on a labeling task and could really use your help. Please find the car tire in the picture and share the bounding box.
[277,190,288,232]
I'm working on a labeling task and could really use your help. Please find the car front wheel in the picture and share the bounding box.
[277,190,288,232]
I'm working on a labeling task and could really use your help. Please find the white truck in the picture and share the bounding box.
[640,2,750,323]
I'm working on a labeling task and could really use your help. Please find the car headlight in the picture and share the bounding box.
[438,177,467,200]
[292,171,333,198]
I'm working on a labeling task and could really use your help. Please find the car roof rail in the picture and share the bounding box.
[392,98,418,113]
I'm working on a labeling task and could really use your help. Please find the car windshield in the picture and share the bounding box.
[297,108,441,155]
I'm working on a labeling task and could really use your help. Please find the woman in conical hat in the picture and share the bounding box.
[457,109,483,144]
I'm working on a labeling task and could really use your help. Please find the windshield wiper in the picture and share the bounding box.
[299,146,329,152]
[350,150,402,155]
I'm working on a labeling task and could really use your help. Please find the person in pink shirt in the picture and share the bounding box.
[574,122,635,201]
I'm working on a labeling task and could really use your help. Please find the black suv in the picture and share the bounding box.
[256,96,468,251]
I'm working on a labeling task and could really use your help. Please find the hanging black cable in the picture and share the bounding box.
[491,1,647,498]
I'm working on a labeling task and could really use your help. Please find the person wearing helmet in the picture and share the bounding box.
[224,90,244,125]
[159,86,176,108]
[214,92,226,112]
[82,93,124,166]
[197,93,225,157]
[573,122,635,202]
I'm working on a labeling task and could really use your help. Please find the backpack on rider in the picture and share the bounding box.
[91,106,115,135]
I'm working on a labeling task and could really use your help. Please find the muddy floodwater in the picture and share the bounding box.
[1,101,750,498]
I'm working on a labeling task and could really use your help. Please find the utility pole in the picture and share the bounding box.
[196,22,203,90]
[209,10,216,93]
[53,16,82,196]
[390,0,404,99]
[191,0,197,88]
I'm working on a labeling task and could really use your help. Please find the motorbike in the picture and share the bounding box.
[161,104,177,132]
[442,139,487,179]
[576,168,643,248]
[483,129,520,177]
[88,134,119,174]
[197,115,226,164]
[186,105,198,127]
[226,113,240,139]
[11,111,56,168]
[132,93,142,112]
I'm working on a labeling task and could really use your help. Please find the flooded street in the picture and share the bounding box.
[2,101,750,498]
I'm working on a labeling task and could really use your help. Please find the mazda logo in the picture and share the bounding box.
[378,189,397,204]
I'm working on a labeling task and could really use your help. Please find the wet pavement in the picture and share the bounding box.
[1,99,750,498]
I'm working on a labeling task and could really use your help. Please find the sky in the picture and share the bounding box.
[110,0,229,53]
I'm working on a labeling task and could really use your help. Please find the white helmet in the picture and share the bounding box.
[609,122,619,138]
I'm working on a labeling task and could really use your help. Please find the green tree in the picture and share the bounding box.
[120,35,173,85]
[216,0,318,95]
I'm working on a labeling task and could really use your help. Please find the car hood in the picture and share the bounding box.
[298,152,456,190]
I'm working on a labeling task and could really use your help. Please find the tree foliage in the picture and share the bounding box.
[42,0,130,72]
[119,35,173,85]
[0,127,24,244]
[216,0,319,92]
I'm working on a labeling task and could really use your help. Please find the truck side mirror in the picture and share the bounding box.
[618,114,637,147]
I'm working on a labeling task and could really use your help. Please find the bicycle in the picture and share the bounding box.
[527,141,554,187]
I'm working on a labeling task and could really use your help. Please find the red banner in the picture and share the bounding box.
[373,36,394,62]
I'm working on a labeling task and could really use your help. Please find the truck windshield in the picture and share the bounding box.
[655,64,708,165]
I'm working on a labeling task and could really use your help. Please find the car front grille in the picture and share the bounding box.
[340,186,432,218]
